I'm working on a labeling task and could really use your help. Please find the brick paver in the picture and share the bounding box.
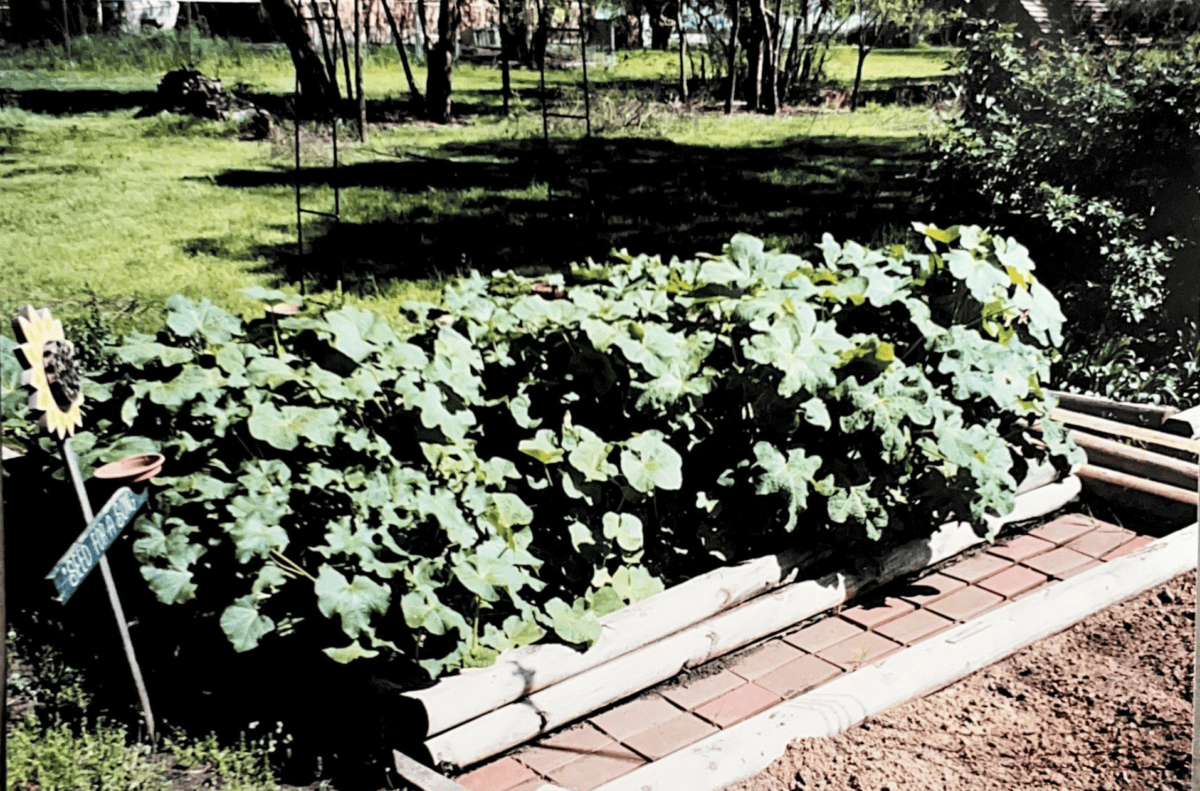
[659,669,746,711]
[986,533,1056,562]
[1101,535,1155,561]
[816,631,901,670]
[840,596,916,630]
[1029,513,1099,545]
[457,757,538,791]
[693,683,781,728]
[783,617,864,653]
[1053,558,1103,580]
[590,694,682,741]
[941,553,1013,584]
[1021,546,1095,577]
[756,654,843,698]
[926,585,1004,621]
[622,714,718,760]
[873,608,955,645]
[726,639,806,681]
[898,572,967,607]
[977,565,1049,599]
[518,723,615,775]
[1067,529,1136,559]
[545,744,645,791]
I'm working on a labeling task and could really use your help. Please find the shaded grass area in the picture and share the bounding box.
[232,127,934,295]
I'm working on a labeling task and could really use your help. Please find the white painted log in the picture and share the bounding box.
[401,546,824,738]
[404,458,1068,740]
[423,476,1082,768]
[594,521,1199,791]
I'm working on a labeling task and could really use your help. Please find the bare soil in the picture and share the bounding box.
[725,573,1195,791]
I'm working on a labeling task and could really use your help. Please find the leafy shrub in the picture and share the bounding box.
[930,21,1200,328]
[5,227,1079,682]
[1055,318,1200,407]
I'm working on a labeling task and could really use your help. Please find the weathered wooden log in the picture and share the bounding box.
[1069,430,1198,490]
[1050,408,1200,457]
[1163,405,1200,439]
[421,476,1082,768]
[1046,389,1179,428]
[1077,464,1198,506]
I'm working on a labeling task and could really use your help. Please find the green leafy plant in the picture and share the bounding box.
[930,21,1200,328]
[6,228,1080,683]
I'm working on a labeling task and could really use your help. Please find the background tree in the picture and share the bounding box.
[848,0,936,110]
[259,0,339,115]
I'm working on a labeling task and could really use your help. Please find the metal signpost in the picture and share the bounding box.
[11,305,158,741]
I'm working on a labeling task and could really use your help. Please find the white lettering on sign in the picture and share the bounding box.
[47,487,150,604]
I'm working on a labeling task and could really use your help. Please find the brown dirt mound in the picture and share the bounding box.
[725,573,1195,791]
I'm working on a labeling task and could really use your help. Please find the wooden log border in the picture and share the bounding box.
[398,457,1066,741]
[420,476,1083,769]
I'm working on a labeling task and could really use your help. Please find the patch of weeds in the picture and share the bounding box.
[7,716,167,791]
[162,730,282,791]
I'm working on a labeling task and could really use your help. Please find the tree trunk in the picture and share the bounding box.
[850,42,868,111]
[311,0,342,98]
[677,0,688,101]
[327,0,355,101]
[380,0,423,109]
[424,0,458,123]
[354,0,366,140]
[647,0,673,49]
[260,0,339,117]
[750,0,775,113]
[724,0,740,113]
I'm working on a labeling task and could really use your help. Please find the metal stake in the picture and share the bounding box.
[61,438,156,742]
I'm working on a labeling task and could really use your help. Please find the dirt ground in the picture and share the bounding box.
[726,572,1195,791]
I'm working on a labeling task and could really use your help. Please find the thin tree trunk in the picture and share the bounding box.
[329,0,355,100]
[724,0,740,113]
[381,0,424,107]
[850,42,868,111]
[415,0,432,51]
[677,0,688,101]
[499,0,512,112]
[761,4,777,113]
[354,0,365,140]
[311,0,342,97]
[781,3,802,99]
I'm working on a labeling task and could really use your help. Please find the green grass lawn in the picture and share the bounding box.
[0,35,952,337]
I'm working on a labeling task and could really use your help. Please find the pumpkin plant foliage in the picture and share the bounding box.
[4,227,1081,681]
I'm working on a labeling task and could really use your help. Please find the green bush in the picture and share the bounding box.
[930,21,1200,328]
[4,227,1079,682]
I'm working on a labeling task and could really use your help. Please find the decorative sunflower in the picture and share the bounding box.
[11,305,84,440]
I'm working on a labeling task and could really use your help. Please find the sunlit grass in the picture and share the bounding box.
[0,34,948,336]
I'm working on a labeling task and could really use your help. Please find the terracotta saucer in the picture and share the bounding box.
[94,453,165,483]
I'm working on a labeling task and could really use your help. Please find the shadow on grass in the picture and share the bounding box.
[206,132,933,292]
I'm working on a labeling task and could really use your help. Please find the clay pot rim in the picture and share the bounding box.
[266,303,301,316]
[94,453,165,481]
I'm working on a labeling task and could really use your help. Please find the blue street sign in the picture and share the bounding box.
[46,486,149,604]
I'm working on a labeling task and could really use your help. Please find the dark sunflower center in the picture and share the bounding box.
[42,338,81,410]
